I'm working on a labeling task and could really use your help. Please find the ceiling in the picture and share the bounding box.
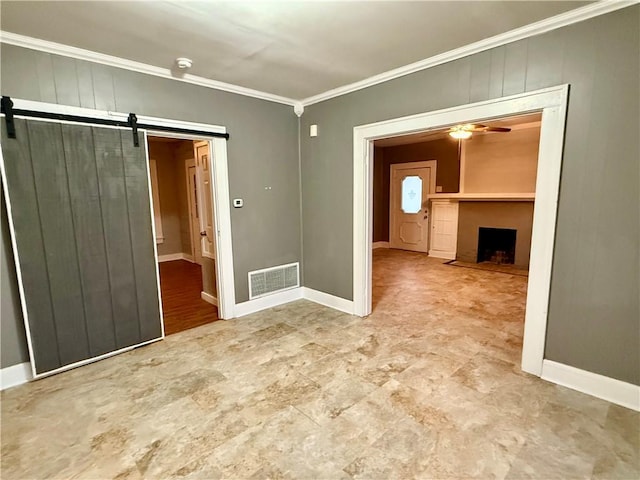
[374,112,542,147]
[1,1,591,101]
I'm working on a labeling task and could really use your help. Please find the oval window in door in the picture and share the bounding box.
[401,175,422,214]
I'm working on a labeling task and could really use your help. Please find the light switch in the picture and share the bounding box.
[310,124,318,137]
[233,198,243,208]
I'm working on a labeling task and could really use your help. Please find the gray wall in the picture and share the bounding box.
[301,7,639,385]
[373,138,459,242]
[0,44,300,368]
[1,191,30,367]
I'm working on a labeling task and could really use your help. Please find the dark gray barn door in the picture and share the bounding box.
[1,119,162,375]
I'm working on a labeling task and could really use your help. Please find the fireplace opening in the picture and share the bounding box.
[477,227,516,264]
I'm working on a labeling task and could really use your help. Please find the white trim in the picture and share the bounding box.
[542,360,640,412]
[0,31,297,107]
[301,1,635,106]
[157,253,194,263]
[207,136,236,319]
[0,362,33,390]
[372,242,389,249]
[201,291,218,307]
[353,85,570,378]
[234,287,303,318]
[302,287,354,315]
[2,2,632,109]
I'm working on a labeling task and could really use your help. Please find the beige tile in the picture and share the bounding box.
[2,249,636,479]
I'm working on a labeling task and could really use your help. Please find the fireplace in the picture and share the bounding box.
[477,227,517,264]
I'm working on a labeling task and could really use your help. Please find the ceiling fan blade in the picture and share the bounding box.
[485,127,511,132]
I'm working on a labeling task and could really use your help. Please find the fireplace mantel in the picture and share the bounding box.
[427,193,535,202]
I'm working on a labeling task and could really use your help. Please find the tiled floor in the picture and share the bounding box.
[1,249,638,479]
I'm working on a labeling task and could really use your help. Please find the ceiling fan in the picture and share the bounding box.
[448,123,511,139]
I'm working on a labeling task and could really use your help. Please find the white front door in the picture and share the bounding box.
[186,162,203,265]
[389,163,434,252]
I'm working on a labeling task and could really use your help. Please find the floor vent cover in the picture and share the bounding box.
[248,262,299,300]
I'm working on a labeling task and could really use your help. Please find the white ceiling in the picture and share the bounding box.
[1,1,591,101]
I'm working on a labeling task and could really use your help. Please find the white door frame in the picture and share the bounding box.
[389,160,437,251]
[353,85,569,376]
[142,129,234,320]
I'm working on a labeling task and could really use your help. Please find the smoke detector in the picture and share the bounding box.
[175,57,193,70]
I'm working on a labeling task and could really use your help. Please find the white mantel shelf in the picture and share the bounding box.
[427,193,535,201]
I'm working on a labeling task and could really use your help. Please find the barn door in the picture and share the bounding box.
[1,119,162,376]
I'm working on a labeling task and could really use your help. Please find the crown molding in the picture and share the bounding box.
[1,1,635,109]
[0,31,298,107]
[301,0,637,106]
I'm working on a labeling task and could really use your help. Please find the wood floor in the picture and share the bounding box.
[159,260,218,335]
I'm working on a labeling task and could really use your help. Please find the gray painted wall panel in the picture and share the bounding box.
[0,192,29,367]
[76,61,96,110]
[1,43,300,368]
[300,7,639,384]
[52,55,81,107]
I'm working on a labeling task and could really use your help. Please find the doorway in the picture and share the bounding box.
[354,85,569,377]
[147,136,219,335]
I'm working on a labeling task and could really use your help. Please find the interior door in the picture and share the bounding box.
[1,119,162,376]
[389,165,431,252]
[194,141,215,259]
[187,162,203,265]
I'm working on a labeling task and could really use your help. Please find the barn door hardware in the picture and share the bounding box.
[128,113,139,147]
[0,96,230,144]
[1,96,16,138]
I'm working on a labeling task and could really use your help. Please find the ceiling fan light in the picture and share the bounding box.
[449,130,472,140]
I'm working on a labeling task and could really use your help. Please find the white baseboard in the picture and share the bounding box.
[201,291,218,306]
[234,287,303,318]
[302,287,354,315]
[542,360,640,412]
[233,287,355,319]
[373,242,390,249]
[1,362,33,390]
[428,249,456,260]
[158,253,193,263]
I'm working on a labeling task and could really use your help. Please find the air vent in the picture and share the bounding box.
[248,262,300,300]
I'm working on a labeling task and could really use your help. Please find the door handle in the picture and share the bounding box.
[200,231,207,237]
